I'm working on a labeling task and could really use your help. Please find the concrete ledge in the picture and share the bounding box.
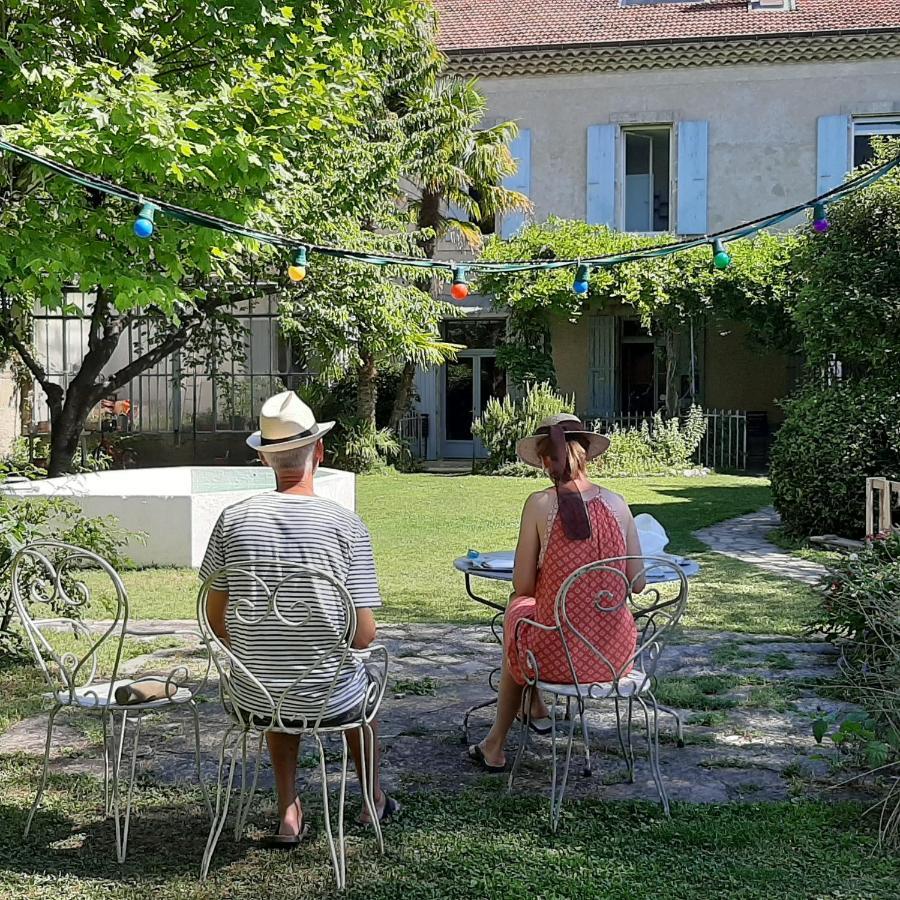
[0,466,355,567]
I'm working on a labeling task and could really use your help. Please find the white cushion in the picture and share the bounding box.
[48,680,192,709]
[536,670,651,699]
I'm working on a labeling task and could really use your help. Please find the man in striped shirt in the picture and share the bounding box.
[200,391,398,844]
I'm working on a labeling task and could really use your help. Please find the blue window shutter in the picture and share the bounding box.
[501,128,531,239]
[817,115,851,194]
[586,124,617,227]
[589,315,617,416]
[676,120,709,235]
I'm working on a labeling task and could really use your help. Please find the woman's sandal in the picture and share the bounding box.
[262,821,310,849]
[468,744,506,773]
[359,794,401,827]
[516,714,554,736]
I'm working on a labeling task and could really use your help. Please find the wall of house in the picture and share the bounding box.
[703,321,795,424]
[475,57,900,231]
[552,317,591,412]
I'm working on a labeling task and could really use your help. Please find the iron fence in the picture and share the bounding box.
[397,413,429,459]
[586,408,748,472]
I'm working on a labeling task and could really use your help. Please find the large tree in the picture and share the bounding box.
[387,78,530,428]
[0,0,434,475]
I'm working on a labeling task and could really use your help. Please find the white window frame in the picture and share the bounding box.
[619,124,673,234]
[852,116,900,166]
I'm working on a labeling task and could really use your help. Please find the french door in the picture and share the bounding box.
[442,351,505,458]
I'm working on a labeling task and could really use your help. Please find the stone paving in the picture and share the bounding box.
[694,506,828,585]
[0,622,865,809]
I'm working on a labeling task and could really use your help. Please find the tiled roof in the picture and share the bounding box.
[436,0,900,53]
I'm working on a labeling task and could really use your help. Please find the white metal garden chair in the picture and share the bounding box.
[508,556,688,831]
[197,562,389,890]
[10,540,211,862]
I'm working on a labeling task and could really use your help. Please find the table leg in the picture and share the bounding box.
[462,605,505,742]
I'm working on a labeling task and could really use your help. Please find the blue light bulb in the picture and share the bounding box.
[573,264,590,295]
[133,203,156,238]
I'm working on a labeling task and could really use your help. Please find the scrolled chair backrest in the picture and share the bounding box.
[540,555,688,697]
[197,561,359,733]
[9,539,129,708]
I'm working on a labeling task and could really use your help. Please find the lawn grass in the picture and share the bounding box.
[87,473,816,634]
[0,761,897,900]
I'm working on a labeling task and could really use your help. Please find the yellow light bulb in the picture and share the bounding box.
[287,265,306,282]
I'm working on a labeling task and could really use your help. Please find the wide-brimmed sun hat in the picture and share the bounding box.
[246,390,335,453]
[515,413,610,469]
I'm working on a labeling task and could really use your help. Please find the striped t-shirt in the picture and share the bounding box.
[199,491,382,721]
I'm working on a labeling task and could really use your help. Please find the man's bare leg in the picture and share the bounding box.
[346,720,385,823]
[266,732,303,836]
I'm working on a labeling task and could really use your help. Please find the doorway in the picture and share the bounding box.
[441,319,506,458]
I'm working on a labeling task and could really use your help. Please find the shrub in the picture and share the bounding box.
[809,532,900,849]
[0,497,133,665]
[592,406,707,477]
[472,382,574,471]
[328,418,407,474]
[770,377,900,538]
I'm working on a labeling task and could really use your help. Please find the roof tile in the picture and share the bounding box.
[436,0,900,52]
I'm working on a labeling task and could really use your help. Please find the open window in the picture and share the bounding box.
[853,117,900,167]
[623,127,671,233]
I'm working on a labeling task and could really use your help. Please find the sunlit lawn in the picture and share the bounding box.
[84,473,816,634]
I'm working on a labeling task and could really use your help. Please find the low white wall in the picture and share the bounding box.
[0,466,356,568]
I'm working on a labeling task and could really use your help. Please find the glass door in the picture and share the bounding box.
[442,353,505,458]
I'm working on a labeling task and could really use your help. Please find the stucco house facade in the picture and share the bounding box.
[412,0,900,460]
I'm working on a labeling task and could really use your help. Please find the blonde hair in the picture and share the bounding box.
[536,435,588,482]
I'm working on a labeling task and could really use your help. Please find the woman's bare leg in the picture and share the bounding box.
[478,658,525,767]
[266,732,303,836]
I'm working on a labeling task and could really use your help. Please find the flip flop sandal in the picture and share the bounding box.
[359,794,401,828]
[262,822,310,849]
[468,744,506,773]
[516,715,555,736]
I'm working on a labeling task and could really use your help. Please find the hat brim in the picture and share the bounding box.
[246,421,335,453]
[516,430,610,469]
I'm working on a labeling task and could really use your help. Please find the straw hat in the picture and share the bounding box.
[515,413,610,469]
[246,391,334,453]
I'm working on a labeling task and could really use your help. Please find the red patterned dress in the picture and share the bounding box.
[505,494,637,686]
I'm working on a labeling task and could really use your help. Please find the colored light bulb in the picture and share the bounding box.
[450,266,469,301]
[712,239,731,270]
[573,264,590,295]
[133,203,155,238]
[287,247,307,282]
[813,203,830,233]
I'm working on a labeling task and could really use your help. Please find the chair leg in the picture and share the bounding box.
[462,697,498,746]
[114,713,143,863]
[578,699,592,777]
[102,710,112,816]
[24,704,61,838]
[316,732,348,891]
[549,696,577,833]
[232,732,250,841]
[637,696,670,817]
[200,725,241,880]
[507,685,533,793]
[624,697,636,783]
[189,700,213,819]
[614,696,635,782]
[359,723,384,855]
[655,703,685,748]
[234,731,264,841]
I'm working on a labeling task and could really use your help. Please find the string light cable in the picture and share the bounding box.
[0,137,897,291]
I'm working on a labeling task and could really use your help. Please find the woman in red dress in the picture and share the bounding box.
[469,414,646,772]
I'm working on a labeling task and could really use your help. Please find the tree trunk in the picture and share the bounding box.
[356,354,378,427]
[384,188,442,428]
[389,360,417,430]
[664,325,679,418]
[47,382,98,477]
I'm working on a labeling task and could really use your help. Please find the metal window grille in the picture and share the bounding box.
[28,294,314,437]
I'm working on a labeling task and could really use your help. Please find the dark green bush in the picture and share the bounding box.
[769,377,900,538]
[809,531,900,848]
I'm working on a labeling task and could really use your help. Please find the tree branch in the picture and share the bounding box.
[0,314,61,406]
[88,286,111,352]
